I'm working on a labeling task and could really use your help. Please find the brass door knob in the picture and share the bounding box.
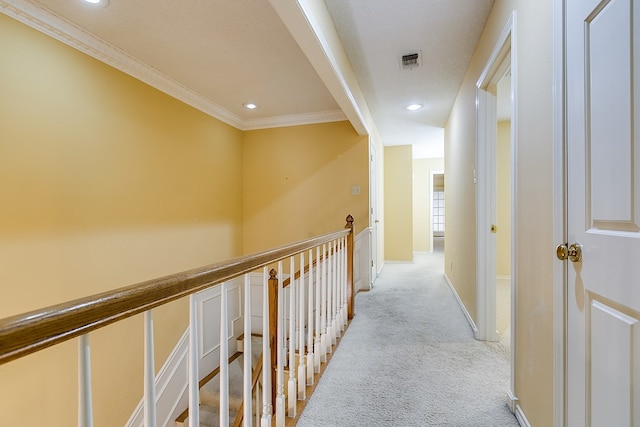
[556,243,582,262]
[556,244,568,261]
[567,243,582,262]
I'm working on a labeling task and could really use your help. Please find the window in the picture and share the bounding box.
[433,190,445,235]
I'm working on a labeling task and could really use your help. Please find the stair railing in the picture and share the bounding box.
[0,215,354,427]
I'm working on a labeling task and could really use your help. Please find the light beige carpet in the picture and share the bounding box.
[297,252,518,426]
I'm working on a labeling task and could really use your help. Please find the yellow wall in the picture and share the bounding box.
[412,158,445,252]
[497,121,511,277]
[241,121,369,254]
[445,1,554,425]
[384,146,413,261]
[0,13,243,426]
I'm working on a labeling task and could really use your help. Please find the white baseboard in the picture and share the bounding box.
[443,273,479,336]
[515,404,531,427]
[507,388,518,413]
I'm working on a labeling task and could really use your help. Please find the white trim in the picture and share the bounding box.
[515,404,532,427]
[508,13,519,413]
[443,273,479,336]
[552,0,567,426]
[268,0,370,136]
[354,227,372,292]
[0,0,347,132]
[476,12,517,344]
[476,12,518,411]
[507,388,519,413]
[243,110,347,130]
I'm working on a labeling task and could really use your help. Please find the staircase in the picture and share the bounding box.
[176,335,263,427]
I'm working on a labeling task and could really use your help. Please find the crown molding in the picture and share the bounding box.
[243,110,347,131]
[0,0,345,132]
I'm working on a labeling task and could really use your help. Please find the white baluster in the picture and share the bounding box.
[261,267,272,426]
[334,240,342,339]
[343,236,348,328]
[297,252,306,399]
[243,274,252,427]
[220,281,229,426]
[320,244,328,361]
[188,294,199,427]
[306,249,314,385]
[144,310,157,427]
[337,239,344,335]
[331,240,338,346]
[78,334,93,427]
[327,242,335,352]
[314,245,322,373]
[287,257,297,417]
[275,261,285,427]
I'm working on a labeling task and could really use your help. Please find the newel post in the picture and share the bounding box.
[345,215,355,319]
[268,269,278,412]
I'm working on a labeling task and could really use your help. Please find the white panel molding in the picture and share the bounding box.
[125,279,242,427]
[0,0,347,132]
[443,273,479,336]
[354,227,371,292]
[515,404,532,427]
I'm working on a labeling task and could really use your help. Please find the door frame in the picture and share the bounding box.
[369,139,378,286]
[552,0,566,425]
[475,10,517,410]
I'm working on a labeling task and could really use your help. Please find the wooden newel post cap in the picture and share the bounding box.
[345,214,354,229]
[269,269,277,280]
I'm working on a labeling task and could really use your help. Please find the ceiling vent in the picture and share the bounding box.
[400,51,421,70]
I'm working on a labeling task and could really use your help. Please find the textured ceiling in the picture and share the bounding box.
[17,0,495,157]
[29,0,339,120]
[324,0,495,157]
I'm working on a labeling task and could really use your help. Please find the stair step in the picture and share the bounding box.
[175,404,238,427]
[236,334,263,358]
[200,356,245,410]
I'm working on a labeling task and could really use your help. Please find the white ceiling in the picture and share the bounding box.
[8,0,495,158]
[324,0,494,158]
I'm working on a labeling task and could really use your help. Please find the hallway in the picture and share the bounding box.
[297,252,518,426]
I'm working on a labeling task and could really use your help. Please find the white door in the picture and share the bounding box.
[566,0,640,425]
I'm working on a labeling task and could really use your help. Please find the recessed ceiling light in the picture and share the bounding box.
[82,0,109,7]
[406,104,423,111]
[244,103,257,110]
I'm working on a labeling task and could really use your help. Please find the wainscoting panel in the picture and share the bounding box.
[126,277,243,427]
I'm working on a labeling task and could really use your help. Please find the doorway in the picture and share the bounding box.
[476,12,517,410]
[430,171,445,253]
[495,74,512,352]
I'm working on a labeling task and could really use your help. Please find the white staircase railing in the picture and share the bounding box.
[0,215,355,427]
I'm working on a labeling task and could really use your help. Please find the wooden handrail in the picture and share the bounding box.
[0,227,351,366]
